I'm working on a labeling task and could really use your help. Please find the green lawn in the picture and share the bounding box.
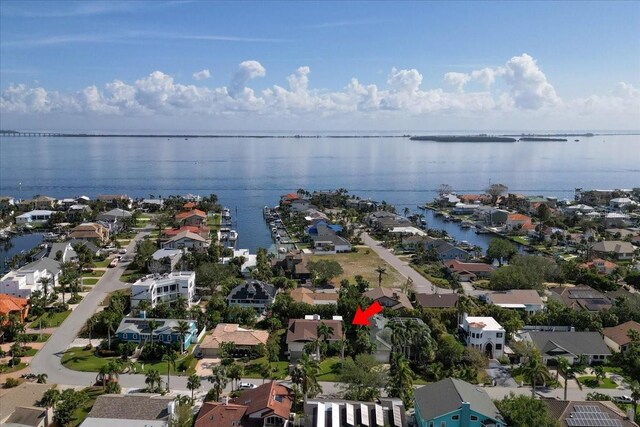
[24,333,51,343]
[61,347,197,375]
[93,258,112,268]
[207,213,222,230]
[120,270,145,283]
[70,387,105,427]
[312,248,405,288]
[0,362,28,374]
[243,356,289,380]
[29,310,71,328]
[510,236,529,245]
[316,356,342,382]
[577,376,618,389]
[82,278,100,285]
[82,270,105,278]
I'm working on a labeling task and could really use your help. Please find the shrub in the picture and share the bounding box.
[8,357,22,367]
[3,378,20,388]
[177,355,194,372]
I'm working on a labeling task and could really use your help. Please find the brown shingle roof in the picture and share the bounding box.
[195,402,248,427]
[363,287,413,310]
[603,320,640,347]
[444,260,495,274]
[487,290,543,305]
[415,293,459,308]
[200,323,270,350]
[87,394,173,420]
[286,318,343,343]
[230,381,292,421]
[289,288,338,305]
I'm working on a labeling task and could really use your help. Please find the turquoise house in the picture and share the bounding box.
[414,378,506,427]
[116,318,197,352]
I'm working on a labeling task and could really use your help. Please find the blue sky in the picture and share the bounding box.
[1,0,639,131]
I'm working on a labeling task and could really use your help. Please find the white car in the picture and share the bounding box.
[613,395,633,404]
[238,382,256,390]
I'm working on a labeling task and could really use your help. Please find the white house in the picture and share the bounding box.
[483,290,544,315]
[130,271,196,308]
[0,258,60,298]
[460,315,505,359]
[15,210,54,225]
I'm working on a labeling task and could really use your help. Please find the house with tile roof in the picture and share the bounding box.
[69,222,110,245]
[603,320,640,353]
[286,315,343,362]
[414,378,506,427]
[82,394,174,427]
[505,213,534,233]
[227,280,277,314]
[194,402,249,427]
[580,257,619,275]
[519,331,611,365]
[163,225,210,239]
[230,381,293,427]
[162,230,208,250]
[290,287,338,305]
[0,294,29,324]
[444,259,495,281]
[199,323,270,357]
[543,399,638,427]
[175,209,207,227]
[364,287,413,311]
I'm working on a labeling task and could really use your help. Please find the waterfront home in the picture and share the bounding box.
[116,318,197,351]
[311,233,352,253]
[221,249,257,277]
[97,208,133,224]
[148,248,184,274]
[18,195,57,210]
[272,251,311,281]
[290,198,311,212]
[431,240,471,261]
[345,197,378,211]
[590,240,635,260]
[366,211,412,231]
[286,315,343,362]
[226,279,277,314]
[290,287,338,305]
[604,212,630,228]
[82,393,175,427]
[602,320,640,353]
[45,242,78,263]
[482,290,544,315]
[414,378,506,427]
[458,193,492,205]
[580,257,618,275]
[518,331,611,365]
[67,239,101,256]
[0,258,60,298]
[308,221,343,236]
[175,209,207,227]
[415,293,459,309]
[162,230,208,250]
[198,323,269,357]
[444,259,494,281]
[96,194,133,209]
[163,225,210,239]
[610,197,637,211]
[130,271,196,308]
[305,398,407,427]
[563,203,596,216]
[504,213,534,233]
[69,222,110,245]
[15,210,54,225]
[0,383,53,427]
[451,202,479,215]
[141,198,164,211]
[549,285,612,312]
[0,294,29,324]
[473,206,509,226]
[369,315,425,363]
[437,193,461,207]
[280,192,301,205]
[460,314,505,359]
[364,287,413,311]
[543,399,637,427]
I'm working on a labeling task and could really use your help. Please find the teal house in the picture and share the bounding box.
[414,378,506,427]
[116,318,197,352]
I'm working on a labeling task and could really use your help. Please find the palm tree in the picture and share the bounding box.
[106,360,122,382]
[187,373,201,401]
[38,276,51,304]
[209,365,228,402]
[86,316,96,345]
[316,322,334,361]
[293,353,322,405]
[147,319,159,344]
[36,373,48,384]
[521,354,552,397]
[97,365,110,389]
[227,363,244,391]
[41,388,61,408]
[593,365,606,385]
[163,352,178,391]
[173,320,191,353]
[386,354,414,408]
[145,368,163,392]
[105,380,121,394]
[103,312,119,350]
[630,380,640,422]
[556,358,571,401]
[374,266,387,287]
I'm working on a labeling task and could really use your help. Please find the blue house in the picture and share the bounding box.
[308,221,343,236]
[116,318,197,352]
[414,378,506,427]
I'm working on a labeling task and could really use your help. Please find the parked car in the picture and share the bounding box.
[238,382,256,390]
[613,395,633,404]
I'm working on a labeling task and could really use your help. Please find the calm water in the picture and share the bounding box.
[1,134,639,251]
[0,233,44,273]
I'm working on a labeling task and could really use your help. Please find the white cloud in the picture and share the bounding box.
[192,69,211,81]
[1,54,638,130]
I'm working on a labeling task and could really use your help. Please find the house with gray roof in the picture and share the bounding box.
[46,242,78,263]
[81,394,175,427]
[591,240,636,260]
[0,258,61,298]
[414,378,506,427]
[116,318,197,352]
[0,383,52,427]
[227,279,277,314]
[519,331,611,365]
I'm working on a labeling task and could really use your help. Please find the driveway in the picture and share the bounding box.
[485,360,518,387]
[361,232,452,294]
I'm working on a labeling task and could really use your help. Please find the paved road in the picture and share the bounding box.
[29,230,150,386]
[362,232,453,295]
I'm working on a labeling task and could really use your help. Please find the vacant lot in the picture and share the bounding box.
[312,247,405,288]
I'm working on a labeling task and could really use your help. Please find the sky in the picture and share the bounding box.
[1,0,639,132]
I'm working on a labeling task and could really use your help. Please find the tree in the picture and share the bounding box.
[374,266,387,287]
[308,260,344,287]
[593,365,606,385]
[227,363,244,391]
[292,353,322,404]
[386,355,414,408]
[630,380,640,422]
[147,319,159,344]
[168,397,194,427]
[186,373,201,401]
[41,388,61,408]
[209,365,228,402]
[556,357,584,401]
[486,239,517,267]
[163,352,178,391]
[173,320,191,353]
[495,393,559,427]
[316,322,334,360]
[105,381,121,394]
[53,389,88,427]
[145,369,163,392]
[520,353,552,397]
[35,373,48,384]
[486,183,508,204]
[339,354,387,401]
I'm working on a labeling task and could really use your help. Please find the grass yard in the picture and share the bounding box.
[207,213,222,231]
[578,376,618,389]
[82,278,100,285]
[243,356,289,380]
[120,270,145,283]
[0,362,28,374]
[410,264,451,288]
[29,310,71,328]
[61,347,197,375]
[70,387,105,427]
[316,356,342,382]
[93,258,112,268]
[82,270,105,278]
[312,247,405,287]
[24,333,51,343]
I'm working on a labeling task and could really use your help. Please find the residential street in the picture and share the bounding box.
[361,232,453,294]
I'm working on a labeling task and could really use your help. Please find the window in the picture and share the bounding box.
[496,332,503,338]
[452,415,459,420]
[471,416,478,421]
[133,334,138,339]
[429,423,434,427]
[440,422,446,427]
[495,344,502,349]
[471,333,476,338]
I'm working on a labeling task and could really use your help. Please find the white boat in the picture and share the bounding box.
[228,230,238,242]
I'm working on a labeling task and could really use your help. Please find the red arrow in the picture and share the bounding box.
[352,301,383,326]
